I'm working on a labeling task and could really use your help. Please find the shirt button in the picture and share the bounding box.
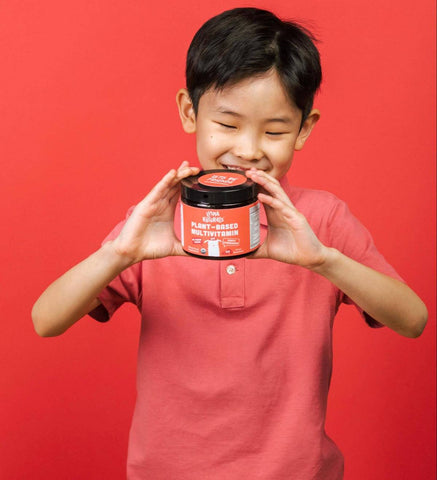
[226,265,236,275]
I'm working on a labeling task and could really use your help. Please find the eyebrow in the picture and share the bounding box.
[215,108,242,117]
[215,108,292,124]
[265,117,292,124]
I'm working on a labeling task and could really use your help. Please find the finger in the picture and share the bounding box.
[177,160,189,169]
[168,184,183,206]
[138,165,199,212]
[246,170,294,206]
[247,169,285,194]
[246,169,281,188]
[175,165,200,181]
[150,165,199,208]
[150,165,194,198]
[246,168,281,186]
[176,160,199,173]
[257,193,299,224]
[258,192,288,212]
[137,169,179,207]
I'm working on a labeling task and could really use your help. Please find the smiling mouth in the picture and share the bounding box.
[222,165,252,171]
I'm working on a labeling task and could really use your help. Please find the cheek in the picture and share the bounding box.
[196,134,225,168]
[198,131,227,154]
[270,143,294,164]
[267,143,295,176]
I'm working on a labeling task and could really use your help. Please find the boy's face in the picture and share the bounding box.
[177,69,319,180]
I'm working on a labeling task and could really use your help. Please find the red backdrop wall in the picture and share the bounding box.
[1,1,435,479]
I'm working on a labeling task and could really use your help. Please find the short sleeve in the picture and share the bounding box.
[88,206,142,323]
[328,199,404,327]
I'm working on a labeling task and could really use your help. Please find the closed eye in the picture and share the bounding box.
[217,122,237,129]
[266,131,287,136]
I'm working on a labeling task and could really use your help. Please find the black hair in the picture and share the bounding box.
[186,8,322,125]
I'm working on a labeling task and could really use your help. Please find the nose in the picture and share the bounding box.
[233,132,262,162]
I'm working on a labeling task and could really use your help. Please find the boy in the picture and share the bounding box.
[32,8,428,480]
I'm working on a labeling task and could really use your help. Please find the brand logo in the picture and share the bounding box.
[199,172,246,188]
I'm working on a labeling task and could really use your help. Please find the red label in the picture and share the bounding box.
[181,202,260,258]
[198,172,247,188]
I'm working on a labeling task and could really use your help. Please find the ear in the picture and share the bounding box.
[176,88,197,133]
[294,109,320,151]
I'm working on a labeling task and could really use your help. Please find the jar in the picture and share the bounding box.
[180,169,260,259]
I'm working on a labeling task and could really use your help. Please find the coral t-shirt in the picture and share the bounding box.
[90,178,403,480]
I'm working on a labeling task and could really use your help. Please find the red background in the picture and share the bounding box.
[1,1,435,479]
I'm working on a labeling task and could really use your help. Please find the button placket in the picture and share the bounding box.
[220,259,245,308]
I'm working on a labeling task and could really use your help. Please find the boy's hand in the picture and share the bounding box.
[109,161,200,265]
[245,169,428,338]
[245,169,328,269]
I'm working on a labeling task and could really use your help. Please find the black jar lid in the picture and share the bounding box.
[181,169,258,207]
